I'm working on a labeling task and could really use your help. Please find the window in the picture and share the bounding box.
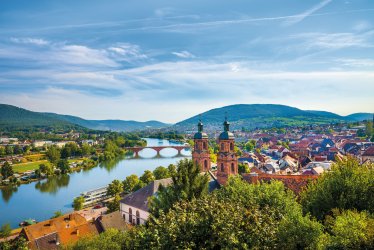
[221,143,224,151]
[123,214,126,221]
[129,208,132,223]
[204,160,208,170]
[203,141,207,150]
[231,163,235,173]
[230,143,234,151]
[195,144,198,150]
[221,163,224,172]
[136,210,140,225]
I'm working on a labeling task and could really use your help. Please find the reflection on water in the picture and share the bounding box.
[0,138,191,228]
[1,185,18,203]
[34,174,70,194]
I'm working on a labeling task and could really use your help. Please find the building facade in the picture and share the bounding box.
[216,118,238,185]
[192,120,211,172]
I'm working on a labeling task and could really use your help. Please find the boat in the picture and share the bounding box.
[75,186,109,207]
[19,219,37,227]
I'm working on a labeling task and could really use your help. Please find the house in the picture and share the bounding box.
[275,147,290,158]
[98,211,129,232]
[20,213,99,250]
[362,146,374,163]
[278,155,298,172]
[304,161,333,171]
[120,178,173,225]
[120,175,219,225]
[263,161,280,174]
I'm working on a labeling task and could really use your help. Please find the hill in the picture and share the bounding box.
[0,104,169,132]
[44,113,169,132]
[345,113,373,122]
[0,104,82,131]
[174,104,369,131]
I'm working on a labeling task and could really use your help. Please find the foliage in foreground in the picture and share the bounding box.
[301,156,374,220]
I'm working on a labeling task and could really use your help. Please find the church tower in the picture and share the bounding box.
[216,117,238,185]
[192,119,211,172]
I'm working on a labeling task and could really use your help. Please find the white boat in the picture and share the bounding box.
[79,186,108,206]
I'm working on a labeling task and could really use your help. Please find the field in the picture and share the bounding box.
[12,160,49,173]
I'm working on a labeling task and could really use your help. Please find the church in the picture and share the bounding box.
[192,117,238,185]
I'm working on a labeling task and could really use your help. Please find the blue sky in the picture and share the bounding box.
[0,0,373,123]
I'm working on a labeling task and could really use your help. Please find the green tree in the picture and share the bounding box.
[324,209,374,249]
[365,120,373,138]
[122,174,140,193]
[81,143,92,156]
[66,228,130,250]
[57,159,70,174]
[73,196,85,211]
[46,146,60,164]
[39,163,54,176]
[245,139,256,152]
[149,159,209,217]
[153,166,170,180]
[167,164,177,176]
[140,170,155,185]
[107,194,121,213]
[0,223,11,238]
[301,156,374,220]
[107,179,123,196]
[238,163,250,174]
[1,162,14,179]
[51,210,63,219]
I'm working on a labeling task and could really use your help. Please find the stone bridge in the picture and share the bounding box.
[125,145,191,157]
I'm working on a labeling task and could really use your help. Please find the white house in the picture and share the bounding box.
[120,178,173,225]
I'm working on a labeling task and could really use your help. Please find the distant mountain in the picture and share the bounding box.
[174,104,371,131]
[0,104,169,132]
[44,113,170,132]
[345,113,373,122]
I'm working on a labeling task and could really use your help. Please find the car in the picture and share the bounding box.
[93,204,103,209]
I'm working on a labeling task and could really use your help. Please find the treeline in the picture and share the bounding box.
[69,157,373,250]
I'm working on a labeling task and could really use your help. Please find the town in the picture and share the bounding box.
[0,115,373,249]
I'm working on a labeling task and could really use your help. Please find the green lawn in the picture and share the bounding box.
[12,160,49,173]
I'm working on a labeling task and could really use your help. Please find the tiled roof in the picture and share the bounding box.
[121,178,173,211]
[22,213,99,250]
[99,211,129,232]
[363,146,374,156]
[242,173,318,194]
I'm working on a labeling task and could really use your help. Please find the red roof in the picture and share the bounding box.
[363,146,374,156]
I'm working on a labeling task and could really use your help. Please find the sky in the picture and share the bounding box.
[0,0,373,123]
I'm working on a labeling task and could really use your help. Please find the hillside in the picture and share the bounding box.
[174,104,369,131]
[44,113,170,132]
[0,104,82,131]
[345,113,373,121]
[0,104,169,132]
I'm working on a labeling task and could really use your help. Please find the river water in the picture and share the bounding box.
[0,138,191,228]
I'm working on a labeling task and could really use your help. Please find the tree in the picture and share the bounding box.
[107,180,123,196]
[167,164,177,176]
[122,174,140,193]
[51,211,63,219]
[140,170,155,185]
[73,196,85,211]
[365,120,373,138]
[81,143,92,156]
[107,194,121,213]
[39,163,54,176]
[238,163,250,174]
[245,139,256,152]
[301,156,374,220]
[57,159,70,174]
[0,223,11,238]
[1,162,14,179]
[149,159,209,217]
[46,146,60,164]
[323,209,374,249]
[153,166,170,180]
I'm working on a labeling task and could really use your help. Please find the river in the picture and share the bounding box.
[0,138,191,228]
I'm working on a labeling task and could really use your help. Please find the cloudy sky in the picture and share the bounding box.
[0,0,373,123]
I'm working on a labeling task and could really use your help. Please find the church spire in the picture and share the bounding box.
[198,115,203,132]
[223,112,230,132]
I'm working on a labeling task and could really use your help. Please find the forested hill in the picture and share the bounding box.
[174,104,372,131]
[0,104,169,132]
[0,104,81,131]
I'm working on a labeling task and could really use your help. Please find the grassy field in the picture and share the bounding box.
[12,160,49,173]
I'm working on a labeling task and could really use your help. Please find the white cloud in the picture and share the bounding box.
[283,0,333,26]
[172,51,196,58]
[10,37,49,45]
[353,20,371,32]
[108,43,147,62]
